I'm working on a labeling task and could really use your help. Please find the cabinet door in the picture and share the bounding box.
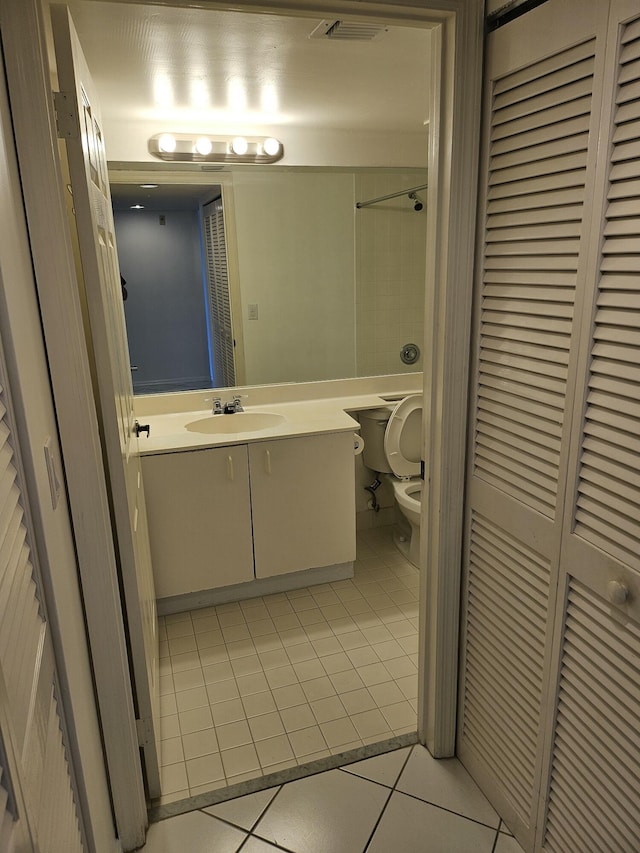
[249,433,356,579]
[142,446,253,598]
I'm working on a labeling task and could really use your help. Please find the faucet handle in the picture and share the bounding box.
[232,394,247,412]
[205,396,223,414]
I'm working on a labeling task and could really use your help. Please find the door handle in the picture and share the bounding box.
[227,455,234,481]
[134,420,150,438]
[265,449,271,474]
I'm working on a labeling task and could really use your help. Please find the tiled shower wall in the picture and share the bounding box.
[355,170,427,378]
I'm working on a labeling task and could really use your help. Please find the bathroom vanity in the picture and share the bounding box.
[137,377,422,613]
[143,431,355,604]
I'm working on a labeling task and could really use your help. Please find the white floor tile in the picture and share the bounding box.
[172,668,205,693]
[397,746,500,828]
[160,762,188,795]
[255,734,295,768]
[379,700,416,730]
[203,787,280,830]
[241,837,285,852]
[340,688,377,715]
[182,727,219,760]
[175,686,209,713]
[319,717,360,749]
[221,743,261,777]
[178,706,213,735]
[279,703,316,733]
[287,725,327,757]
[350,708,392,739]
[157,525,418,798]
[253,768,389,853]
[241,691,278,718]
[211,698,246,727]
[216,719,253,751]
[310,695,347,724]
[494,832,525,852]
[341,745,411,787]
[186,752,225,788]
[367,790,496,853]
[160,737,184,766]
[141,810,247,853]
[207,679,240,704]
[248,712,286,742]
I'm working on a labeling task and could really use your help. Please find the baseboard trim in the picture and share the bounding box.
[157,561,354,616]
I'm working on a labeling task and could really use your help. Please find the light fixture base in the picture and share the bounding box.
[148,133,284,164]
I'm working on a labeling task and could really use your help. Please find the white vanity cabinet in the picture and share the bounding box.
[142,430,356,603]
[142,444,254,598]
[249,432,356,578]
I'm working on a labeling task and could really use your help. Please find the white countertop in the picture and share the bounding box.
[137,392,412,455]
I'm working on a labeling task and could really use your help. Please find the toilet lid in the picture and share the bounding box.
[384,394,423,479]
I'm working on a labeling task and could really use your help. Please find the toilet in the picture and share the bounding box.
[359,395,423,567]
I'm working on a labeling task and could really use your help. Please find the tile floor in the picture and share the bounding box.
[158,525,420,802]
[140,744,524,852]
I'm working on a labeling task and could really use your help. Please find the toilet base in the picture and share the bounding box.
[392,516,421,569]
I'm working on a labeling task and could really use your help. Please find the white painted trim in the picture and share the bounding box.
[419,4,484,756]
[0,0,146,848]
[158,562,354,615]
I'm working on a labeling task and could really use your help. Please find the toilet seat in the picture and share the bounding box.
[384,394,423,479]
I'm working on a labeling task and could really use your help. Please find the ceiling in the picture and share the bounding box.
[111,181,220,211]
[64,1,432,161]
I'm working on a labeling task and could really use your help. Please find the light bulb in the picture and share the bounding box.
[231,136,248,155]
[158,134,176,153]
[263,137,280,156]
[195,137,212,156]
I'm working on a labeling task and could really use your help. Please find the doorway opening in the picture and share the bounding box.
[112,183,238,393]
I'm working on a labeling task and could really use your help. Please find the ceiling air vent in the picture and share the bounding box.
[309,20,388,41]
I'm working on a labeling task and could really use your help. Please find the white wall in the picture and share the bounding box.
[105,124,428,170]
[232,170,356,385]
[115,210,211,392]
[355,171,427,377]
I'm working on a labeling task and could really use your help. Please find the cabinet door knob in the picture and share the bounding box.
[227,455,234,481]
[607,580,629,605]
[265,449,272,475]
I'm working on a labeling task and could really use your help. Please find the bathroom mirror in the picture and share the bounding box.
[111,165,428,394]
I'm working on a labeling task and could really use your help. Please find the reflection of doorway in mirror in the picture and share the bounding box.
[113,191,226,394]
[202,198,236,388]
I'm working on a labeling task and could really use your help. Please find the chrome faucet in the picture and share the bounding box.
[223,395,245,414]
[205,396,224,414]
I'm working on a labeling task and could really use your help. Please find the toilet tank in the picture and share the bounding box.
[359,407,393,473]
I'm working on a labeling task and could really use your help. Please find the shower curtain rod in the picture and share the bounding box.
[355,183,428,209]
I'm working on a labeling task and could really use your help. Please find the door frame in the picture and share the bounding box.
[1,0,147,849]
[1,0,482,845]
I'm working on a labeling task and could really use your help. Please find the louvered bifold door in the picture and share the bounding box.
[538,4,640,849]
[0,372,83,851]
[458,1,610,848]
[203,198,236,387]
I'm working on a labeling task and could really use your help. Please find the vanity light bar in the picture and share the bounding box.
[148,133,284,164]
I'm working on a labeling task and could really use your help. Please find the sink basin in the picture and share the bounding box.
[185,411,286,435]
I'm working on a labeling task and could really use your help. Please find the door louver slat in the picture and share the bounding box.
[543,581,640,853]
[473,40,595,517]
[462,513,550,822]
[574,24,640,568]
